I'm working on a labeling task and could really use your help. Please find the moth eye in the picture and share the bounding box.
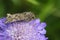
[32,17,35,18]
[8,16,12,18]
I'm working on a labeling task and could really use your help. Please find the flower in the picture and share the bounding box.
[0,17,48,40]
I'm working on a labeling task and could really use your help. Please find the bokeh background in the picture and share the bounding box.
[0,0,60,40]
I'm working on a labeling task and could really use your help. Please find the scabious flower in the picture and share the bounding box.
[0,17,48,40]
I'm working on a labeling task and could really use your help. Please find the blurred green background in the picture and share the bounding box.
[0,0,60,40]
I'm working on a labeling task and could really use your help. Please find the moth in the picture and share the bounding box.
[5,12,35,23]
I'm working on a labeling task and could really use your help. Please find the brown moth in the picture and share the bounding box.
[5,12,35,23]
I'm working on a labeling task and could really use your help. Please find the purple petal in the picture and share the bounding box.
[39,29,46,34]
[40,22,46,28]
[0,17,7,30]
[34,18,40,24]
[0,17,6,23]
[37,22,46,31]
[39,34,48,40]
[29,18,40,25]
